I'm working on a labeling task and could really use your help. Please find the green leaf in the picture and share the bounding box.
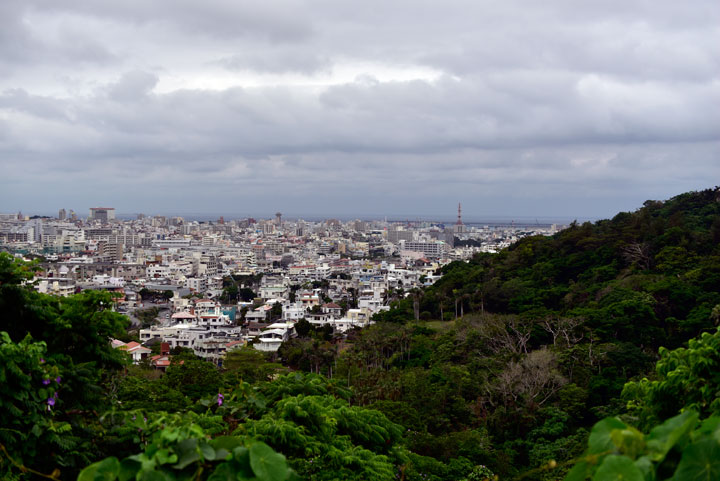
[610,426,645,459]
[672,438,720,481]
[593,455,644,481]
[199,441,216,460]
[249,442,289,481]
[646,410,699,461]
[231,446,255,479]
[77,457,120,481]
[118,459,140,481]
[696,416,720,445]
[154,448,178,466]
[138,470,171,481]
[206,462,237,481]
[233,446,250,465]
[173,438,201,470]
[697,416,720,435]
[564,461,593,481]
[212,436,245,454]
[633,456,653,479]
[589,418,627,455]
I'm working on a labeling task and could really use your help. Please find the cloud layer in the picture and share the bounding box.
[1,0,718,219]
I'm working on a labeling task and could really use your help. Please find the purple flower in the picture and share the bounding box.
[53,392,59,399]
[217,393,225,406]
[42,379,51,386]
[47,397,55,410]
[40,358,45,364]
[55,376,61,384]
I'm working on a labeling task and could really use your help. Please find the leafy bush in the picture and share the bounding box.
[562,410,720,481]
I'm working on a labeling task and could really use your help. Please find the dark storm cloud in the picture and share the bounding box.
[0,0,718,217]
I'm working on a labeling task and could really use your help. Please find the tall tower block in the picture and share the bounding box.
[454,203,465,234]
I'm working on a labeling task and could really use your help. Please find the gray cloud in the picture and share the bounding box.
[216,50,331,75]
[0,0,718,218]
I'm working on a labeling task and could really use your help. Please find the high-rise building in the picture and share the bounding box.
[454,203,465,233]
[387,226,414,243]
[58,208,66,220]
[89,207,116,223]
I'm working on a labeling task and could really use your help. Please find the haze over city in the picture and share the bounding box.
[1,1,719,218]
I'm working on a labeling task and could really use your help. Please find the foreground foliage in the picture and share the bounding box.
[564,410,720,481]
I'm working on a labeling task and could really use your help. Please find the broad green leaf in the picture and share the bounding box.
[173,438,201,470]
[233,446,250,465]
[118,459,140,481]
[212,436,245,460]
[154,449,178,466]
[206,462,236,481]
[138,470,171,481]
[564,461,593,481]
[200,441,216,460]
[633,456,653,479]
[646,410,698,461]
[250,442,289,481]
[610,427,645,459]
[594,455,644,481]
[696,416,720,443]
[161,429,180,442]
[589,418,627,455]
[78,457,120,481]
[231,446,255,478]
[672,438,720,481]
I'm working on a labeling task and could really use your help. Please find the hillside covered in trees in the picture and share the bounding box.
[2,187,720,481]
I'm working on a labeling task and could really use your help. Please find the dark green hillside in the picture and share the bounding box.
[356,187,720,478]
[381,187,720,348]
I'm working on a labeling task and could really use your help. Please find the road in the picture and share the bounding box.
[121,301,171,328]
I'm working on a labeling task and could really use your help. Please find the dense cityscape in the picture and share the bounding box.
[1,205,562,365]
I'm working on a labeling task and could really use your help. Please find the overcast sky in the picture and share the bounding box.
[1,0,718,220]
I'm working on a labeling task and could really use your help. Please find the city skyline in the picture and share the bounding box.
[8,204,617,225]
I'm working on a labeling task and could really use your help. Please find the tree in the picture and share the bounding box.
[270,302,283,321]
[223,347,285,384]
[0,332,69,479]
[624,326,720,427]
[295,318,313,338]
[239,288,257,302]
[163,359,222,400]
[220,284,238,303]
[494,349,566,411]
[0,253,130,478]
[238,393,404,480]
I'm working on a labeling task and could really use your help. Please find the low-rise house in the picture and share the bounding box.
[112,340,152,364]
[322,302,343,318]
